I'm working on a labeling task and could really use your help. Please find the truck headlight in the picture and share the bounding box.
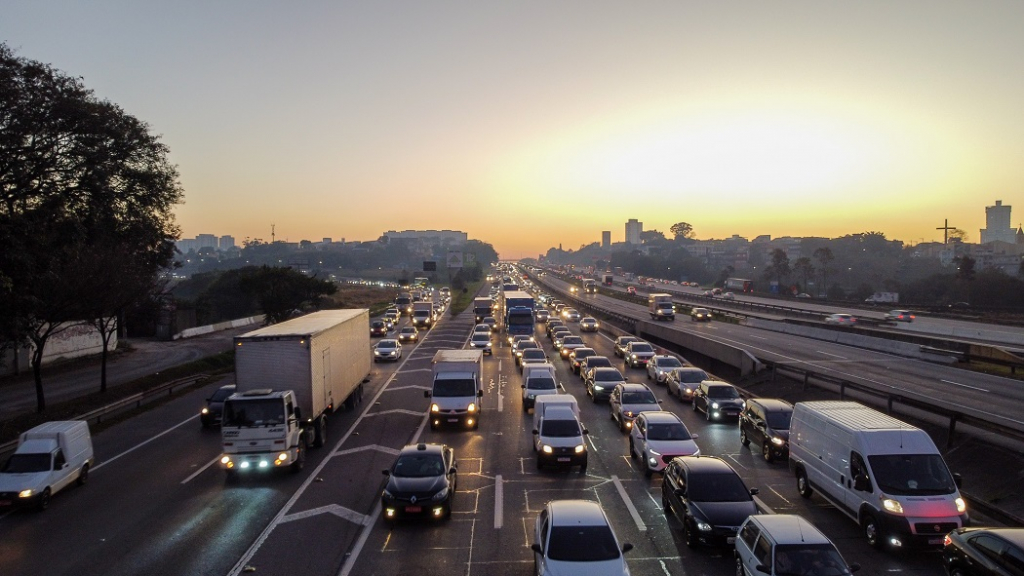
[201,407,209,414]
[956,497,967,513]
[881,498,904,514]
[220,456,232,465]
[542,445,553,454]
[574,444,585,454]
[18,489,33,498]
[431,403,440,413]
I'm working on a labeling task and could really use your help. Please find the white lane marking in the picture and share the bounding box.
[381,384,430,392]
[494,474,504,529]
[334,445,401,457]
[337,397,430,576]
[363,408,426,417]
[816,351,847,359]
[748,335,768,340]
[658,560,673,576]
[585,432,599,452]
[611,475,647,532]
[280,504,367,525]
[181,456,220,485]
[497,360,504,413]
[94,414,196,472]
[941,379,989,392]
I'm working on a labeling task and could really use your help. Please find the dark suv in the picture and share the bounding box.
[739,398,793,463]
[661,455,758,548]
[692,381,744,421]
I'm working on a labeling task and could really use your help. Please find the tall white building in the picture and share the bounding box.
[625,219,643,245]
[980,200,1015,244]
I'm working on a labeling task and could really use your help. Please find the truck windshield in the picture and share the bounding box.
[2,453,51,473]
[223,399,286,427]
[541,419,581,437]
[527,377,556,390]
[433,379,477,397]
[507,312,533,325]
[868,454,956,495]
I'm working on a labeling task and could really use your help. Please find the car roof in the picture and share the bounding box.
[377,339,399,345]
[641,411,682,424]
[965,528,1024,547]
[703,381,735,389]
[398,442,446,457]
[748,398,793,411]
[549,500,609,527]
[593,367,622,375]
[747,514,830,545]
[676,455,737,475]
[618,383,651,392]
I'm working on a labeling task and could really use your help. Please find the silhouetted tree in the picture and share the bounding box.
[670,222,695,240]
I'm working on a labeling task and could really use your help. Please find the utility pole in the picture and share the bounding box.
[271,223,276,244]
[936,219,955,244]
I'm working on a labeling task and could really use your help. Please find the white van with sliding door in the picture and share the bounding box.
[789,401,968,550]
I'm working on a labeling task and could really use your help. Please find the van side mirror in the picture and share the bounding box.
[675,488,686,497]
[424,391,432,398]
[382,469,390,476]
[953,473,963,488]
[521,385,526,389]
[582,428,589,435]
[749,488,759,496]
[621,543,634,553]
[531,543,542,554]
[477,390,483,397]
[294,407,303,421]
[558,383,565,391]
[532,429,539,435]
[755,564,770,574]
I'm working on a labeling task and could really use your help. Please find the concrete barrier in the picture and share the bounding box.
[172,315,264,340]
[637,320,762,376]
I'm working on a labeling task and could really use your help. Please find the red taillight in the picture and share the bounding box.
[943,534,952,546]
[910,315,916,319]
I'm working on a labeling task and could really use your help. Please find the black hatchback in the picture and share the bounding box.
[661,455,758,548]
[739,398,793,463]
[200,384,237,428]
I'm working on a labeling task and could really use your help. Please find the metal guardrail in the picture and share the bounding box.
[0,374,209,457]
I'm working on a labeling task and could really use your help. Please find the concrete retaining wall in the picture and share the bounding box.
[0,322,117,377]
[637,320,763,376]
[172,315,264,340]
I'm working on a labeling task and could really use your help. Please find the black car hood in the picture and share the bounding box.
[691,500,758,527]
[387,475,446,495]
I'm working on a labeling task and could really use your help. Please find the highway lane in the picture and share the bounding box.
[541,277,1024,433]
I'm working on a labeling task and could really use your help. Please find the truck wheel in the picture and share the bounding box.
[77,463,90,486]
[313,417,327,448]
[796,468,813,498]
[37,488,51,511]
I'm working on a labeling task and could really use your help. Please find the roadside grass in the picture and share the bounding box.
[0,351,235,444]
[449,280,485,316]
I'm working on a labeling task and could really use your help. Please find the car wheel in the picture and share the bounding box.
[762,442,774,463]
[629,438,637,459]
[77,463,89,486]
[313,416,327,448]
[662,490,671,512]
[740,429,750,447]
[685,520,699,548]
[643,455,653,477]
[796,468,812,498]
[37,487,51,511]
[705,407,712,421]
[864,514,884,549]
[692,400,698,412]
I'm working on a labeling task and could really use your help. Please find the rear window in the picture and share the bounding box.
[630,344,654,353]
[547,526,620,562]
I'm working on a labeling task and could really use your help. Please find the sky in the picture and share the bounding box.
[4,1,1024,259]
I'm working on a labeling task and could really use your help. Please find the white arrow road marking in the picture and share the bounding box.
[279,504,368,525]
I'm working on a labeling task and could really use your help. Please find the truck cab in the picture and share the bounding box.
[220,389,310,476]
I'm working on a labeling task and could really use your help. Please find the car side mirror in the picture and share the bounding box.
[675,489,685,497]
[424,391,432,398]
[658,399,664,403]
[558,383,565,391]
[582,428,589,435]
[521,384,526,389]
[953,473,963,488]
[621,543,634,553]
[449,467,457,475]
[755,564,770,574]
[530,543,542,554]
[749,488,759,496]
[849,563,861,573]
[690,433,699,439]
[382,469,390,476]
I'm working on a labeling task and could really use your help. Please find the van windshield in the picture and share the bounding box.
[868,454,956,495]
[774,543,852,576]
[541,419,581,437]
[223,399,286,427]
[433,379,477,397]
[2,453,51,473]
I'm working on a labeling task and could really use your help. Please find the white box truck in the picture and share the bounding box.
[789,401,968,550]
[0,421,93,511]
[412,301,434,329]
[648,293,675,321]
[426,349,483,430]
[473,297,493,322]
[221,310,371,477]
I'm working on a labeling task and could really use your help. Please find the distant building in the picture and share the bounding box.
[625,219,642,245]
[383,230,468,244]
[980,200,1015,244]
[219,235,235,250]
[601,231,611,248]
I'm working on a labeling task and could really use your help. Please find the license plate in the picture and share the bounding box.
[447,418,459,423]
[405,506,422,513]
[557,457,570,462]
[929,538,943,545]
[0,500,11,506]
[727,537,736,545]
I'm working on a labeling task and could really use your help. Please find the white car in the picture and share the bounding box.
[468,332,492,355]
[532,500,633,576]
[372,339,402,362]
[824,313,856,326]
[628,411,699,476]
[646,355,685,383]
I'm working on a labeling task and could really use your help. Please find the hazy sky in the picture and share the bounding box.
[4,1,1023,258]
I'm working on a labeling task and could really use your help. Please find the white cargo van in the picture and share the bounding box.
[532,395,579,433]
[0,421,94,511]
[521,363,560,412]
[789,401,968,549]
[426,350,483,430]
[532,406,588,472]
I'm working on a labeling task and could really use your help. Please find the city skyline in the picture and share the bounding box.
[4,2,1023,258]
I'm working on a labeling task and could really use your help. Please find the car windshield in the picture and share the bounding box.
[210,387,235,402]
[574,350,595,359]
[223,399,286,427]
[765,410,793,430]
[541,419,581,437]
[472,334,489,342]
[657,358,683,369]
[522,350,546,360]
[647,423,691,440]
[687,473,752,502]
[595,370,623,382]
[674,369,709,383]
[527,377,557,390]
[433,379,477,397]
[547,525,621,562]
[630,344,654,353]
[562,337,583,345]
[707,386,739,399]
[694,308,709,314]
[377,341,397,349]
[868,454,956,495]
[587,358,612,369]
[393,454,445,478]
[774,544,852,576]
[622,391,657,404]
[2,453,51,473]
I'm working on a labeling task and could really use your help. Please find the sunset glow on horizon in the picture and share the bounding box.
[4,1,1022,259]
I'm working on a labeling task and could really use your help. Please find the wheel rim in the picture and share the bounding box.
[798,474,808,493]
[865,519,879,546]
[763,443,771,460]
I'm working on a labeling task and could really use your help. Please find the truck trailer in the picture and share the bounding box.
[221,310,370,476]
